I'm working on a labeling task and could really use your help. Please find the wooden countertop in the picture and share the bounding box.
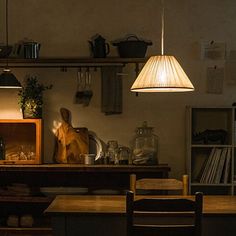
[45,195,236,216]
[0,164,170,172]
[46,195,126,215]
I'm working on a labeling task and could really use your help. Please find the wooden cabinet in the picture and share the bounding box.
[0,164,170,235]
[0,196,53,236]
[186,106,236,195]
[0,119,42,165]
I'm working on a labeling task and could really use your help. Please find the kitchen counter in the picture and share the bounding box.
[0,163,170,173]
[0,164,170,192]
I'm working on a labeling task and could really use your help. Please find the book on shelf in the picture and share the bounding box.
[207,148,222,184]
[199,148,216,183]
[198,147,231,184]
[214,147,228,184]
[223,148,231,184]
[196,156,208,183]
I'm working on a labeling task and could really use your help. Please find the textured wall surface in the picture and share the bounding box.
[0,0,236,177]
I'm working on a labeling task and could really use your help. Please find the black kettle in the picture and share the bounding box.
[89,34,110,58]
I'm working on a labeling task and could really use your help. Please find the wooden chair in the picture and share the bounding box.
[130,174,189,195]
[126,190,203,236]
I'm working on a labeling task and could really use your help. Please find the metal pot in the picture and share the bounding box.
[23,42,41,59]
[112,35,152,58]
[13,41,41,59]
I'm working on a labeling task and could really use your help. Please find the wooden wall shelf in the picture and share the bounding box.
[0,57,147,68]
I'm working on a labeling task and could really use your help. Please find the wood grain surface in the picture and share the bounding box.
[0,164,170,172]
[45,195,236,216]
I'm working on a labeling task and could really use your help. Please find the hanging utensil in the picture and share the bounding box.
[74,68,84,104]
[83,68,93,106]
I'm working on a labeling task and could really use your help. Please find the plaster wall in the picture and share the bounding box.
[0,0,236,178]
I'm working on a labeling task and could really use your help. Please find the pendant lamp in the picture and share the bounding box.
[0,0,21,89]
[131,0,194,92]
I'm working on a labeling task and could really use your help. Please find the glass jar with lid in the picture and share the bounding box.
[106,140,119,165]
[131,121,158,165]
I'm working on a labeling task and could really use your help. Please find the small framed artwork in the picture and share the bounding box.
[201,41,226,60]
[206,66,224,94]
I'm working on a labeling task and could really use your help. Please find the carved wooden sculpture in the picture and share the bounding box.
[54,108,89,163]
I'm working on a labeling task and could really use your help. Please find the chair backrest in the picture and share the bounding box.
[130,174,189,195]
[126,190,203,236]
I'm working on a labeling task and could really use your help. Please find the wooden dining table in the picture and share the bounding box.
[45,195,236,236]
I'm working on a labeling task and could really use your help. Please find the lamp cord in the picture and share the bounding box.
[161,0,164,56]
[5,0,9,67]
[6,0,8,47]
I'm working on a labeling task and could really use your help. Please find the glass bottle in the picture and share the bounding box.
[107,140,119,165]
[118,146,131,165]
[131,121,158,165]
[0,137,5,160]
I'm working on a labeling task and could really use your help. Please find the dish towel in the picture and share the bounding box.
[101,66,123,115]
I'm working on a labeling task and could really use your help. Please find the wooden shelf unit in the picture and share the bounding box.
[0,196,52,235]
[186,106,236,195]
[0,227,52,235]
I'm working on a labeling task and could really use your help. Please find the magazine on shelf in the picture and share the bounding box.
[207,148,222,183]
[199,148,216,183]
[214,147,228,184]
[223,148,231,184]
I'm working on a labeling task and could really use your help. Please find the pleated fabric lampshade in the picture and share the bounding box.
[131,55,194,92]
[131,0,194,93]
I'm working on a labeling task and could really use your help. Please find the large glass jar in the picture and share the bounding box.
[131,121,158,165]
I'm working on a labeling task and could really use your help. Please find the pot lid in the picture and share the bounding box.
[112,34,152,45]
